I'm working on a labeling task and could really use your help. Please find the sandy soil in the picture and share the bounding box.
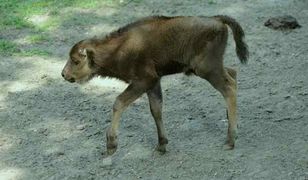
[0,0,307,179]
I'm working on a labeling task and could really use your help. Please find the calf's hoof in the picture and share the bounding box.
[223,129,237,150]
[223,143,234,150]
[156,137,168,154]
[106,128,118,155]
[156,144,167,154]
[223,137,235,150]
[107,145,117,155]
[106,139,118,155]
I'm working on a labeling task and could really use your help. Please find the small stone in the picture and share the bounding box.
[171,174,179,179]
[298,91,308,96]
[63,117,69,121]
[38,128,49,136]
[16,139,23,145]
[187,116,193,120]
[54,151,65,156]
[88,170,96,175]
[102,157,113,166]
[76,124,87,130]
[265,109,273,113]
[55,138,66,142]
[284,95,291,99]
[264,15,301,30]
[41,74,48,79]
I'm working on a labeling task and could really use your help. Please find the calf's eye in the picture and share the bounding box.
[71,59,80,65]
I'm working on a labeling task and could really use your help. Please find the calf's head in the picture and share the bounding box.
[61,41,96,84]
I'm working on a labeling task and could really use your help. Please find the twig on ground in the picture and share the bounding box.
[273,115,304,122]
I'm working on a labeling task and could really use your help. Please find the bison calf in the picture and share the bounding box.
[61,15,249,155]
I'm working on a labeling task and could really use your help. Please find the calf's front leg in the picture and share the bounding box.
[106,81,154,155]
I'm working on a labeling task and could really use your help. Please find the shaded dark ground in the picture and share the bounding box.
[0,0,307,179]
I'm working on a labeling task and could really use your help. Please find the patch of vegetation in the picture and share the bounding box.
[26,34,51,44]
[0,0,142,57]
[17,49,51,57]
[0,40,20,56]
[61,13,105,27]
[0,39,51,57]
[0,15,33,30]
[37,17,62,31]
[208,0,217,4]
[74,0,144,8]
[74,0,104,8]
[0,0,126,31]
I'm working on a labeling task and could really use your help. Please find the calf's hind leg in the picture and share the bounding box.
[196,67,238,150]
[146,80,168,153]
[225,67,237,81]
[224,67,237,123]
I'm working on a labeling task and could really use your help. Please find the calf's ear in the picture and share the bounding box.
[79,49,87,57]
[79,48,94,60]
[86,49,95,65]
[79,48,95,66]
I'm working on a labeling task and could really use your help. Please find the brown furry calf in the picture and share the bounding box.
[61,15,249,155]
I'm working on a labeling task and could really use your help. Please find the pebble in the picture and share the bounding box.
[102,157,113,166]
[187,116,194,120]
[298,92,308,96]
[54,151,65,156]
[265,109,273,113]
[284,95,291,99]
[127,134,134,137]
[38,128,49,136]
[41,74,48,79]
[171,174,179,179]
[76,124,87,130]
[16,138,23,145]
[264,15,301,30]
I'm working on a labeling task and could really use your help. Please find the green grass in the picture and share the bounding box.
[0,0,145,31]
[0,0,143,57]
[0,0,126,31]
[0,39,51,57]
[17,49,51,57]
[26,34,51,44]
[0,40,20,56]
[208,0,217,4]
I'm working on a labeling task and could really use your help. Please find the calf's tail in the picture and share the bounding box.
[214,15,249,64]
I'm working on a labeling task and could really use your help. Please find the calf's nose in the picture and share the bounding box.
[68,78,75,83]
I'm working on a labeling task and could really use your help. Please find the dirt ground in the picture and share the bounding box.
[0,0,307,179]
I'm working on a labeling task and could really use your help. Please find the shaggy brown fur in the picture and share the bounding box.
[61,15,249,155]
